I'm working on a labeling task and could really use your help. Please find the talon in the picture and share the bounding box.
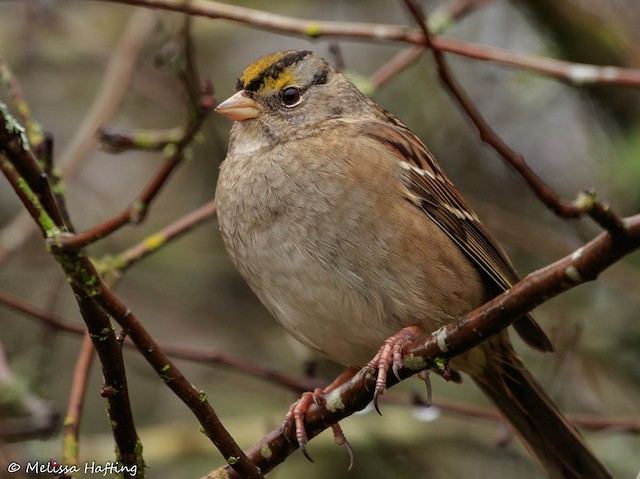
[331,423,355,470]
[285,389,321,460]
[344,437,355,471]
[300,442,314,463]
[373,388,383,415]
[392,360,402,382]
[418,370,432,407]
[283,369,359,463]
[368,325,425,413]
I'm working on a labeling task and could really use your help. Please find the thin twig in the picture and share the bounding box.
[0,57,45,151]
[55,89,215,250]
[0,288,319,394]
[102,0,640,88]
[105,200,218,274]
[402,0,630,238]
[0,10,158,261]
[62,334,95,466]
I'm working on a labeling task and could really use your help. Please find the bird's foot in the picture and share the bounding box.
[284,368,358,466]
[366,325,425,413]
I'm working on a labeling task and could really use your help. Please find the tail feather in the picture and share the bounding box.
[471,340,612,479]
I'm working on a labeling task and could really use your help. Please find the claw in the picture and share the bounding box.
[284,389,322,462]
[368,325,425,414]
[300,443,314,463]
[373,388,383,416]
[331,423,355,470]
[418,369,432,407]
[283,369,359,464]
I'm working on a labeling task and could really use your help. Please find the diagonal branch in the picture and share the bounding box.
[204,212,640,478]
[0,100,263,478]
[104,200,218,274]
[54,89,215,251]
[402,0,629,237]
[0,10,157,262]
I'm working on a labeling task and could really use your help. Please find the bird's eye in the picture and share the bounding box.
[282,86,301,107]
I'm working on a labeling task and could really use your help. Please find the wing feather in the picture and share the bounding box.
[360,118,552,352]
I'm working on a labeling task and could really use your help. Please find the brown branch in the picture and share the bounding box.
[102,0,640,88]
[68,281,143,477]
[0,289,85,335]
[0,10,157,262]
[0,287,319,395]
[204,213,640,478]
[54,18,217,250]
[62,334,95,466]
[1,96,260,478]
[401,0,631,239]
[106,200,218,274]
[55,89,215,251]
[159,343,321,395]
[91,276,264,478]
[403,0,580,217]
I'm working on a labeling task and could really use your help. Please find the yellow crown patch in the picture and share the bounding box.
[238,50,311,92]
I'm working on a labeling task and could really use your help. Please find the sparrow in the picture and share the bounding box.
[214,50,612,479]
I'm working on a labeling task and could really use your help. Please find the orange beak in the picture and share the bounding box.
[215,90,260,121]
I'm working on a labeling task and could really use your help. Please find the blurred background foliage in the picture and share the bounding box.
[0,1,639,478]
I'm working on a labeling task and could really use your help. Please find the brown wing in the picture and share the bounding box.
[360,118,553,352]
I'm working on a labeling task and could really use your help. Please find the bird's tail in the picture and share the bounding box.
[471,338,612,479]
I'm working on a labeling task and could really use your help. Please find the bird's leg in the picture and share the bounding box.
[367,325,425,413]
[284,367,358,463]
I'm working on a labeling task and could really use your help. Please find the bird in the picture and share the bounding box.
[214,49,612,479]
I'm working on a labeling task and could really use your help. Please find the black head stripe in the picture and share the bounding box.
[242,50,313,92]
[312,67,328,86]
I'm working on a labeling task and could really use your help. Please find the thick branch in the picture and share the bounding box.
[1,100,261,478]
[67,281,143,477]
[205,213,640,478]
[0,11,156,261]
